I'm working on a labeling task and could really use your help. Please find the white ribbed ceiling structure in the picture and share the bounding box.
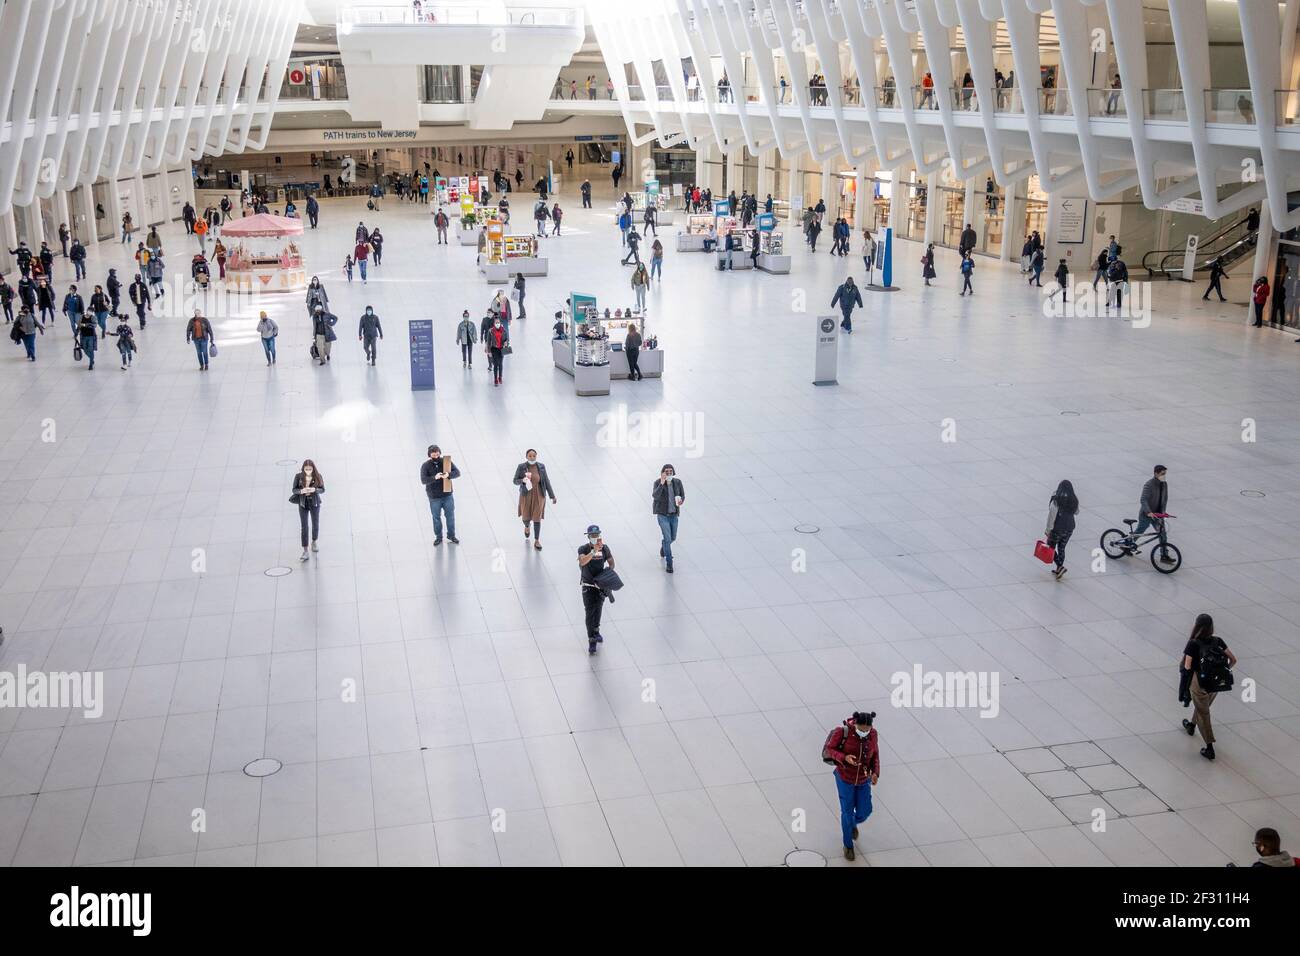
[0,0,300,216]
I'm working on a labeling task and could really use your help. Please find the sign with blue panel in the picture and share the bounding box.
[409,319,435,390]
[757,212,776,232]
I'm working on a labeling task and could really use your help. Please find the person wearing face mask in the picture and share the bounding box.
[290,459,324,561]
[456,310,477,368]
[651,464,685,574]
[420,445,460,545]
[312,305,337,366]
[577,524,618,654]
[1126,464,1174,563]
[358,306,383,365]
[487,316,508,386]
[513,449,557,550]
[821,711,880,861]
[306,276,328,317]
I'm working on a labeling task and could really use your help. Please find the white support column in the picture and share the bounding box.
[853,165,868,231]
[1000,185,1018,262]
[964,176,980,247]
[133,171,148,226]
[820,157,834,210]
[1248,201,1276,324]
[76,185,97,246]
[54,190,72,253]
[787,151,803,227]
[923,169,941,245]
[20,203,44,247]
[694,142,707,187]
[106,178,124,245]
[890,166,907,236]
[0,210,17,273]
[757,149,772,202]
[726,149,741,194]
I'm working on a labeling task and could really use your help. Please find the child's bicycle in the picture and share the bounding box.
[1099,514,1182,573]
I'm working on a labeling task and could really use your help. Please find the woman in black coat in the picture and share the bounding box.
[1044,479,1078,580]
[291,460,324,561]
[922,244,937,286]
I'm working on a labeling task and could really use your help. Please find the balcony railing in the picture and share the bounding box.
[339,4,578,26]
[1144,88,1187,120]
[280,60,349,101]
[1277,89,1299,125]
[948,86,979,111]
[873,85,900,108]
[989,86,1025,113]
[1085,86,1127,117]
[1038,87,1070,116]
[911,84,940,110]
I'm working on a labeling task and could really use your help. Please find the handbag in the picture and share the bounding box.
[1033,539,1055,564]
[208,343,217,357]
[289,493,302,505]
[593,567,624,592]
[503,344,513,355]
[74,343,83,362]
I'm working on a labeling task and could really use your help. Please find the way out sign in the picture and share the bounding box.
[813,315,838,386]
[288,68,306,85]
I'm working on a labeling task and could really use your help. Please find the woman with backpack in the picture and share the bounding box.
[1179,614,1236,761]
[822,711,879,861]
[1044,480,1078,580]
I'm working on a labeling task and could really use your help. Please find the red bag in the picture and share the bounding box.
[1034,539,1055,564]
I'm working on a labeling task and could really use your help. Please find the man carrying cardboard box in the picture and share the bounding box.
[420,445,461,545]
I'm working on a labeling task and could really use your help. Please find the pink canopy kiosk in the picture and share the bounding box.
[221,213,306,293]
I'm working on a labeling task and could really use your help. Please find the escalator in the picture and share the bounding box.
[1142,216,1257,279]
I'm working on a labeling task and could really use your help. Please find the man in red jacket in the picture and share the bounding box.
[823,711,880,860]
[353,240,370,284]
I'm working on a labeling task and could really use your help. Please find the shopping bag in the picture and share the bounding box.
[1033,540,1055,564]
[208,343,218,358]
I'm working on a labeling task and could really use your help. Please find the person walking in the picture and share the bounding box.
[61,285,86,335]
[75,311,98,369]
[420,445,460,545]
[622,226,642,266]
[69,239,87,281]
[831,275,863,332]
[434,207,450,244]
[354,237,370,284]
[1179,613,1236,761]
[213,240,227,280]
[182,201,196,234]
[922,244,937,286]
[186,310,214,370]
[624,323,644,381]
[578,525,616,654]
[14,305,44,360]
[369,227,384,267]
[290,460,324,561]
[257,311,278,365]
[306,193,319,229]
[146,253,166,299]
[105,268,121,316]
[1251,276,1270,326]
[193,215,208,253]
[37,279,57,328]
[1051,259,1069,303]
[630,263,649,313]
[456,309,477,367]
[38,242,55,282]
[128,274,150,328]
[312,305,337,365]
[513,273,527,319]
[1092,249,1110,290]
[649,238,664,281]
[551,202,563,236]
[134,241,150,280]
[1043,479,1078,580]
[120,212,133,243]
[89,285,111,338]
[643,204,657,237]
[958,222,977,258]
[1030,246,1045,287]
[862,230,877,285]
[652,464,684,573]
[58,223,70,258]
[959,252,975,295]
[358,305,383,365]
[822,711,880,861]
[514,449,557,550]
[486,316,508,385]
[108,315,137,370]
[0,275,13,324]
[306,276,328,316]
[581,179,592,209]
[1202,258,1227,302]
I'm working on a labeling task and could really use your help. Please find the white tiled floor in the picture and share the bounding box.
[2,179,1299,867]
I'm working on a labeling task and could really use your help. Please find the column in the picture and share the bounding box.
[923,169,941,245]
[787,151,803,227]
[55,190,72,249]
[1248,201,1276,325]
[964,176,980,248]
[820,157,834,210]
[890,165,907,236]
[726,148,741,194]
[0,209,17,272]
[19,202,44,247]
[853,165,868,231]
[106,176,124,243]
[76,184,98,246]
[757,149,772,201]
[694,141,707,186]
[133,170,148,226]
[1000,183,1018,261]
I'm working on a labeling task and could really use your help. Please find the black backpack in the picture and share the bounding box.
[1197,639,1233,693]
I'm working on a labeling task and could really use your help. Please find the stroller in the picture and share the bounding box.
[191,254,211,290]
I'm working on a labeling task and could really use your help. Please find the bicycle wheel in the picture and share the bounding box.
[1100,528,1130,559]
[1151,542,1182,574]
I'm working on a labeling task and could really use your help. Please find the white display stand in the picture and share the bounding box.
[610,348,663,379]
[479,256,549,284]
[458,228,481,247]
[714,252,754,271]
[615,211,675,226]
[677,233,709,252]
[758,254,792,274]
[574,362,611,396]
[552,338,572,372]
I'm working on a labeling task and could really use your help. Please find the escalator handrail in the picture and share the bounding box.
[1155,233,1255,277]
[1142,216,1254,276]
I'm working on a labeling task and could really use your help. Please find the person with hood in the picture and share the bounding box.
[831,276,863,332]
[89,285,111,338]
[107,315,137,370]
[1044,480,1078,580]
[1252,276,1270,326]
[128,274,151,328]
[306,276,328,316]
[369,227,384,266]
[257,311,279,365]
[1106,255,1129,310]
[76,311,99,370]
[61,285,86,335]
[306,193,319,229]
[0,275,13,324]
[186,310,214,370]
[17,275,36,314]
[69,238,87,281]
[355,221,369,244]
[822,711,880,861]
[514,448,557,550]
[36,279,57,327]
[358,306,383,365]
[486,315,508,386]
[1030,246,1045,287]
[14,305,44,360]
[106,268,121,315]
[1178,613,1236,761]
[434,207,450,244]
[1202,257,1227,302]
[1227,829,1294,868]
[312,305,337,365]
[456,310,477,367]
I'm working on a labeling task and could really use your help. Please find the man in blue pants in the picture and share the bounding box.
[822,711,880,861]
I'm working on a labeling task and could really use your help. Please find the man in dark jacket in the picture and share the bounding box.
[1106,256,1129,310]
[106,268,122,315]
[1202,257,1227,302]
[36,278,57,326]
[61,285,85,335]
[9,242,33,277]
[358,306,383,365]
[182,201,197,234]
[186,310,215,370]
[958,222,977,257]
[1052,259,1069,303]
[831,276,863,332]
[1127,464,1172,561]
[420,445,461,545]
[306,194,319,229]
[69,239,87,281]
[128,275,150,327]
[823,711,880,861]
[580,179,592,209]
[38,242,55,281]
[652,464,685,574]
[621,227,641,266]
